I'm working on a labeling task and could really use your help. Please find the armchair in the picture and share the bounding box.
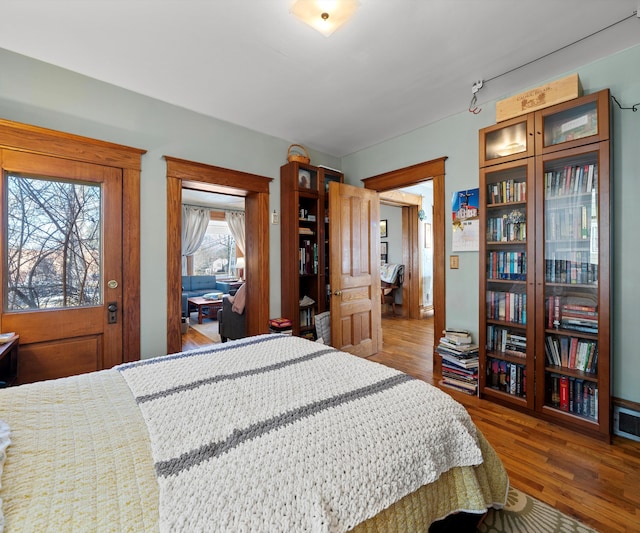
[380,263,404,316]
[217,285,247,342]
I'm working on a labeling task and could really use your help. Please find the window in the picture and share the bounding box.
[5,173,102,310]
[192,219,237,276]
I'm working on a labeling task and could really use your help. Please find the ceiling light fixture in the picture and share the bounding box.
[291,0,360,37]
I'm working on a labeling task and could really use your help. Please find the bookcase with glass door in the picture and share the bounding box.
[479,88,611,439]
[280,162,343,338]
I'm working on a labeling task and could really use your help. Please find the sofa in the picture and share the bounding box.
[181,275,241,317]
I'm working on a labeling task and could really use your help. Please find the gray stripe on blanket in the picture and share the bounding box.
[155,372,414,478]
[118,334,285,372]
[136,348,336,404]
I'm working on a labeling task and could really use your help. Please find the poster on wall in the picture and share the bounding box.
[451,188,480,252]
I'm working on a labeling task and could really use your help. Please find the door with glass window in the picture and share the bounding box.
[1,150,123,384]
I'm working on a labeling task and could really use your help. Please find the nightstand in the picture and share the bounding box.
[0,335,19,387]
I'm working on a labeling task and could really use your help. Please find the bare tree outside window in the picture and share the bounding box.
[5,173,102,310]
[193,220,236,276]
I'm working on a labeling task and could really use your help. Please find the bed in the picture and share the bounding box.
[0,334,508,532]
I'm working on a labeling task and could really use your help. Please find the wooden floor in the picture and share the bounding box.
[182,314,640,531]
[371,315,640,533]
[182,324,217,351]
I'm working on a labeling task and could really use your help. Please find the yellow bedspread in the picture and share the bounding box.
[0,366,507,532]
[0,370,159,532]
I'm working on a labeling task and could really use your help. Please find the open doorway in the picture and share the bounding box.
[165,156,272,355]
[362,156,446,379]
[180,189,245,351]
[380,180,434,318]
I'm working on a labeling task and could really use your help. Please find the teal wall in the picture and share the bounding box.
[0,44,638,403]
[343,44,640,404]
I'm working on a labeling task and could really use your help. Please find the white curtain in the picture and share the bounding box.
[225,211,245,255]
[182,205,210,274]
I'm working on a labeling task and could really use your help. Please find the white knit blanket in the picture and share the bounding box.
[118,334,484,533]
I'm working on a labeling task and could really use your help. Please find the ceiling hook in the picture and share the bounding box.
[469,80,484,114]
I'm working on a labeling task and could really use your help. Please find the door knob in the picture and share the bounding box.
[107,302,118,324]
[334,290,342,296]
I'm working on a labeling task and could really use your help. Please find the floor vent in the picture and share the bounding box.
[613,405,640,442]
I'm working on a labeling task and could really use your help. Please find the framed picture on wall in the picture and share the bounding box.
[380,219,388,238]
[380,241,388,263]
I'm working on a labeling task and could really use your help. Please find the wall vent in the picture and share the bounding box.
[613,405,640,442]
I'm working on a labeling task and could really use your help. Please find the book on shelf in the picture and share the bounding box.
[299,307,315,327]
[547,374,598,420]
[486,325,527,358]
[546,296,599,332]
[487,358,526,397]
[299,241,318,275]
[486,290,526,324]
[560,376,569,411]
[544,334,598,373]
[545,163,597,197]
[487,179,526,205]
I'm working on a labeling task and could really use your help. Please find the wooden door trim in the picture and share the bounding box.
[165,156,272,354]
[0,118,144,364]
[362,156,447,379]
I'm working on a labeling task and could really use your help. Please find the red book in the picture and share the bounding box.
[568,337,579,369]
[553,296,560,328]
[269,317,292,329]
[560,376,569,411]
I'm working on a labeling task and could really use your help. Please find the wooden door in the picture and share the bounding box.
[1,150,123,383]
[329,182,381,357]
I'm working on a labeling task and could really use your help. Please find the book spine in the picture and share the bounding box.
[560,376,569,411]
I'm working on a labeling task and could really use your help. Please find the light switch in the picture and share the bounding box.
[271,211,279,224]
[450,255,459,269]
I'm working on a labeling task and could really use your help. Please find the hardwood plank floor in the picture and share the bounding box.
[370,315,640,533]
[182,325,216,350]
[182,314,640,531]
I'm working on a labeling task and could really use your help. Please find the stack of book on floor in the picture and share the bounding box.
[268,317,293,335]
[436,329,479,396]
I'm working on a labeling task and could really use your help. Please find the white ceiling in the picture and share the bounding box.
[0,1,638,157]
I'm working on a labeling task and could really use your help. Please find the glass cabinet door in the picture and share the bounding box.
[479,158,535,408]
[535,90,610,155]
[296,165,318,191]
[538,143,609,424]
[479,114,534,167]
